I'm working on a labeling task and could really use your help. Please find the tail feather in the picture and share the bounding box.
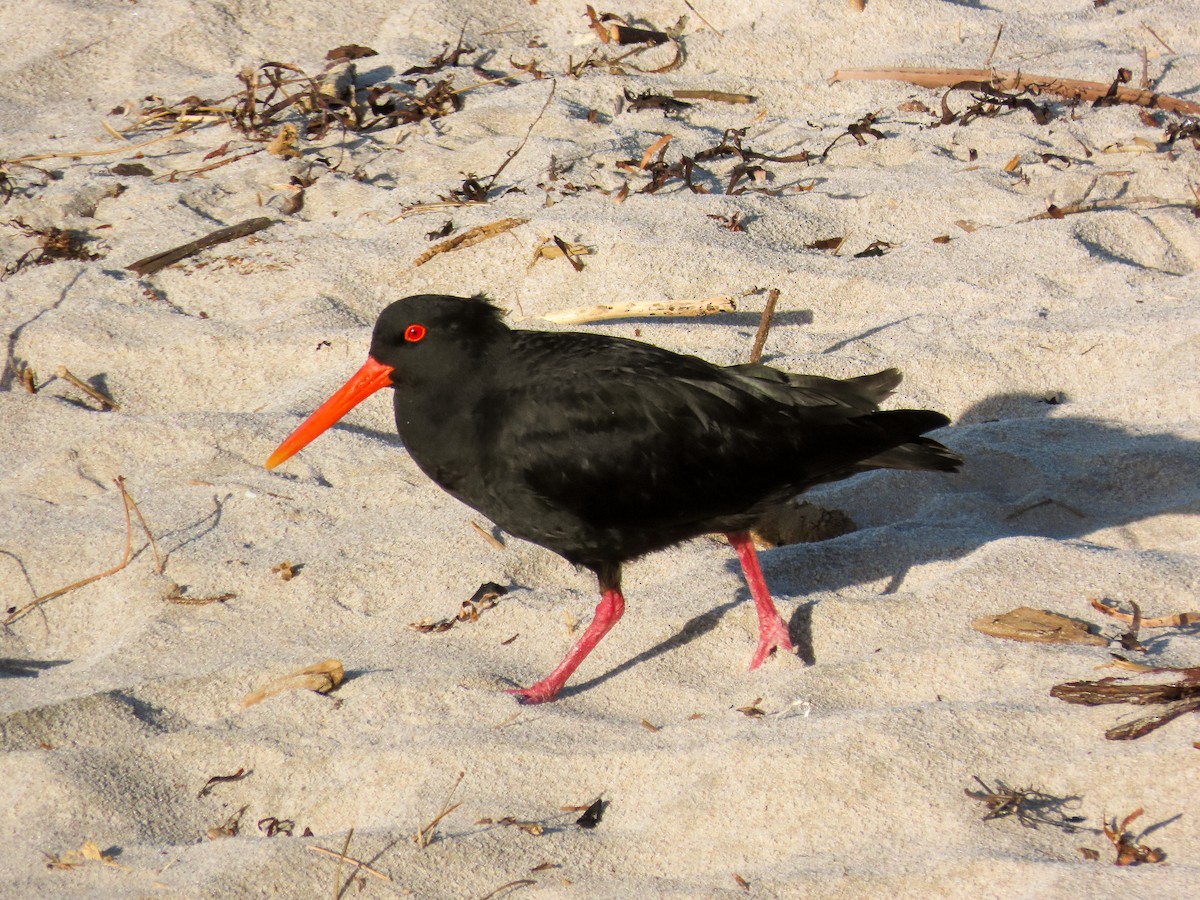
[852,408,962,474]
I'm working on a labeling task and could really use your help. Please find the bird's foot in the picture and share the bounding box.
[748,620,794,670]
[504,681,562,705]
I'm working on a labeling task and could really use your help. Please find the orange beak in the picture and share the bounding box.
[265,356,395,470]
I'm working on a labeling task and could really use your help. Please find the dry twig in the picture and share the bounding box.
[416,771,465,848]
[539,295,735,324]
[127,217,276,276]
[831,67,1200,115]
[749,288,780,363]
[3,477,157,625]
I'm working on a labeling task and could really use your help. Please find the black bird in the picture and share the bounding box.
[266,294,960,702]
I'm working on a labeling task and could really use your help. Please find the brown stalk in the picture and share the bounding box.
[305,845,391,882]
[749,288,780,363]
[3,477,158,625]
[55,366,120,411]
[831,67,1200,114]
[415,771,465,848]
[1089,596,1200,628]
[127,217,276,276]
[8,126,196,165]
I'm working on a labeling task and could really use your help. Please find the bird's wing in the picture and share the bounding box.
[483,353,897,537]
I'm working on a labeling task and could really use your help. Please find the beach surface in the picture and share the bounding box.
[2,0,1199,896]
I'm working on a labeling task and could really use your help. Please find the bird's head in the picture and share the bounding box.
[264,294,507,469]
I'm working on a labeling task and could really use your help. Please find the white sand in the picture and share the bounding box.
[2,0,1199,895]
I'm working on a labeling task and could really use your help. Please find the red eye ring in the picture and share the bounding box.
[404,323,427,343]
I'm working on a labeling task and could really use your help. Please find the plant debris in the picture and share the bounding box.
[197,767,251,798]
[938,81,1051,127]
[673,89,754,104]
[964,777,1085,831]
[831,66,1200,115]
[241,658,344,707]
[1051,665,1200,740]
[477,816,545,836]
[272,560,299,581]
[972,607,1108,646]
[625,89,693,116]
[126,216,275,276]
[54,366,120,411]
[575,797,607,829]
[410,582,507,632]
[539,295,735,324]
[206,805,249,840]
[748,288,779,364]
[413,217,528,267]
[44,840,121,870]
[4,476,159,625]
[165,583,236,605]
[3,218,102,279]
[1101,809,1167,865]
[306,841,392,883]
[736,697,766,717]
[528,235,591,270]
[415,771,465,849]
[618,126,810,196]
[1090,596,1200,629]
[257,816,295,837]
[574,6,685,76]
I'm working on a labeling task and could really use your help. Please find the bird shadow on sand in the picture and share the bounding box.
[736,394,1200,659]
[560,600,742,699]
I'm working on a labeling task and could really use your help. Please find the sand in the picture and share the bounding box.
[2,0,1199,896]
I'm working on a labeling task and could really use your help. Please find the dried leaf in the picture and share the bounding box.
[972,607,1108,646]
[412,217,528,267]
[266,123,300,159]
[241,658,344,707]
[576,797,606,829]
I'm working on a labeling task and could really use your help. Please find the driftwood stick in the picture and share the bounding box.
[749,288,780,363]
[127,216,276,276]
[538,295,736,325]
[831,67,1200,115]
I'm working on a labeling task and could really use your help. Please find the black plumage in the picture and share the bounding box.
[268,294,961,702]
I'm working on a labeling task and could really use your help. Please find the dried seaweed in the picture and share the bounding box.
[1052,666,1200,740]
[965,777,1085,831]
[832,67,1200,115]
[197,767,250,799]
[821,113,885,157]
[618,127,809,196]
[1164,117,1200,150]
[2,218,102,280]
[409,582,507,632]
[939,82,1051,126]
[572,7,685,76]
[575,797,607,829]
[625,89,693,116]
[1101,809,1167,866]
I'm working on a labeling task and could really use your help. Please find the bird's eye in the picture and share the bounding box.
[404,323,427,342]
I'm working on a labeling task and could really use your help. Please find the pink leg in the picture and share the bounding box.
[727,531,794,669]
[507,572,625,704]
